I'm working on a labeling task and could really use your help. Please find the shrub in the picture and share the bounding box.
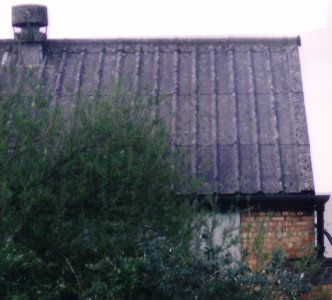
[0,87,319,299]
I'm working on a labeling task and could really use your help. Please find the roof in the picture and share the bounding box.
[0,37,314,194]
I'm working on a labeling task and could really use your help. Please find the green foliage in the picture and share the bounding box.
[0,87,319,299]
[0,89,192,299]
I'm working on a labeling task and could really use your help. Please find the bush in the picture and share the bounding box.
[0,87,319,299]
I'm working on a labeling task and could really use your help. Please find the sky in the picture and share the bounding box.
[0,0,330,38]
[1,0,332,253]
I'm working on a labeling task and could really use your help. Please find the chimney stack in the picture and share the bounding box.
[12,5,48,43]
[11,5,48,66]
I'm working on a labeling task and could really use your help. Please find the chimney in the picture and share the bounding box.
[12,5,48,42]
[12,5,48,66]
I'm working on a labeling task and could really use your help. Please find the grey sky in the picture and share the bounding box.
[0,0,330,38]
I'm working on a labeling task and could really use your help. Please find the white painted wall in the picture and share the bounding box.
[198,213,241,260]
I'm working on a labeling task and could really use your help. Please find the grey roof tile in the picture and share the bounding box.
[270,50,292,93]
[0,37,314,194]
[275,93,295,144]
[158,95,173,127]
[197,52,212,95]
[197,145,215,191]
[178,51,194,95]
[239,145,261,193]
[237,93,258,145]
[251,49,272,94]
[99,52,118,95]
[197,95,214,145]
[60,52,84,96]
[260,144,283,192]
[80,52,102,95]
[175,95,195,145]
[119,51,137,93]
[218,144,239,193]
[280,145,300,192]
[158,51,174,94]
[233,49,254,94]
[138,51,155,94]
[297,145,315,191]
[215,50,235,95]
[291,92,310,144]
[287,47,303,93]
[217,94,237,145]
[256,94,278,144]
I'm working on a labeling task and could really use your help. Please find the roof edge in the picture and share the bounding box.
[43,36,300,45]
[0,36,299,44]
[192,193,330,212]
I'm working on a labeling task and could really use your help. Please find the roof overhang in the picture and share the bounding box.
[194,193,330,212]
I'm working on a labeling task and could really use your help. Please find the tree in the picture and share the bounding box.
[0,86,322,299]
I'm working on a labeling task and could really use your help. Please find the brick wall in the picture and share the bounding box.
[302,284,332,299]
[241,210,315,269]
[322,284,332,299]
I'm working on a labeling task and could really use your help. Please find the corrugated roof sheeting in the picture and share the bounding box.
[0,38,314,194]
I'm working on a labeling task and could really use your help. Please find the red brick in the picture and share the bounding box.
[241,209,315,268]
[294,221,311,226]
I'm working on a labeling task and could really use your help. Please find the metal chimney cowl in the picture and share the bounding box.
[12,5,48,43]
[12,5,48,66]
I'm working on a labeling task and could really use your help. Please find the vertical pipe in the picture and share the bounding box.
[316,200,325,258]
